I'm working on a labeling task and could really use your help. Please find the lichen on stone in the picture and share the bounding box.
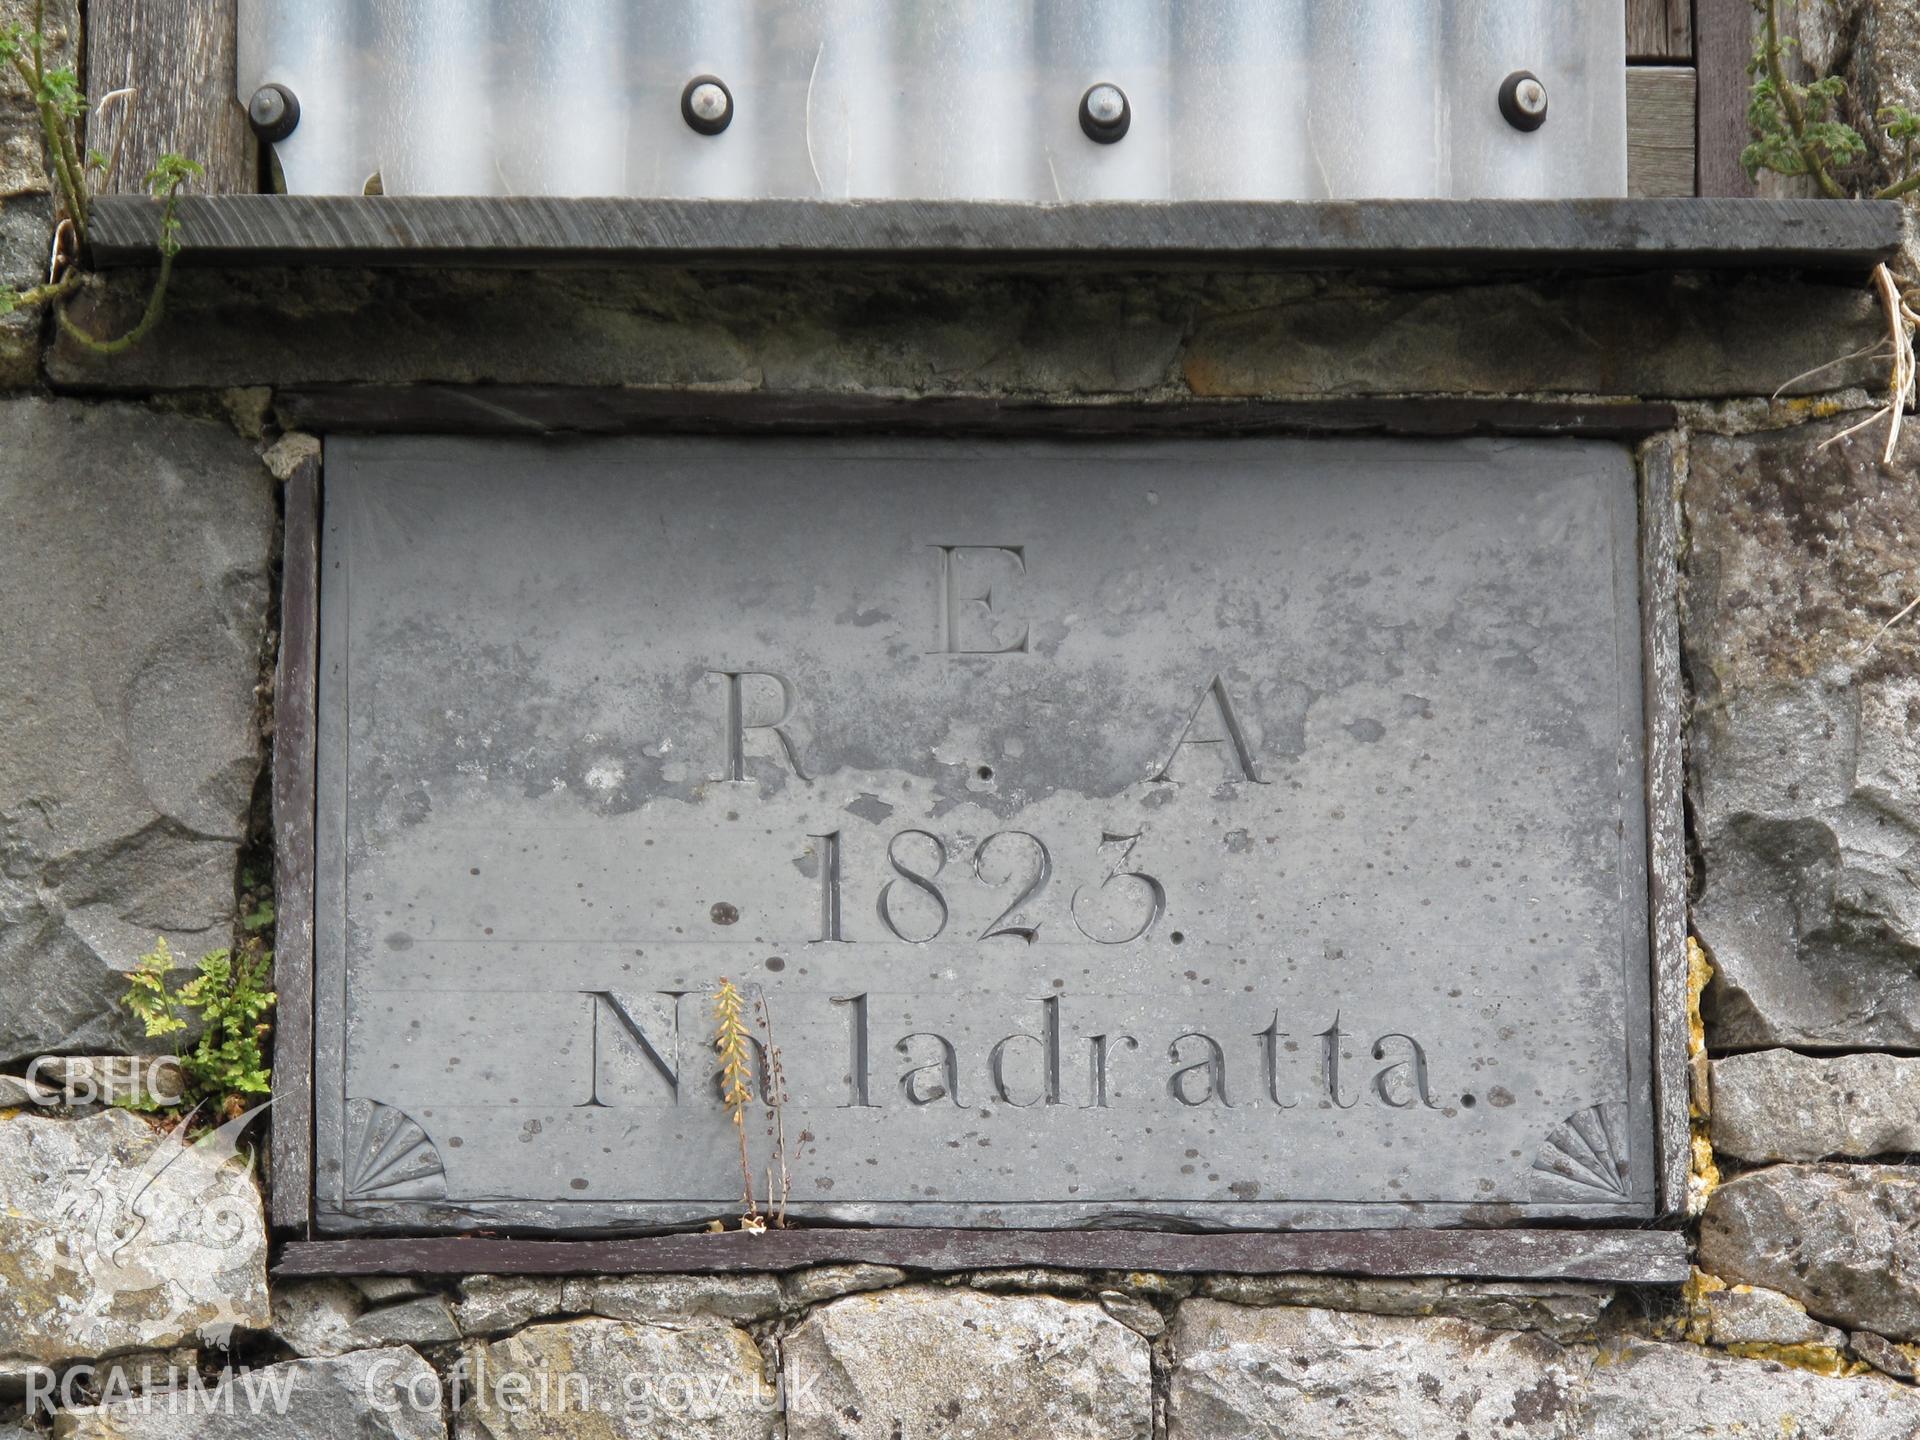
[1686,938,1721,1215]
[1722,1340,1864,1379]
[1679,1268,1726,1345]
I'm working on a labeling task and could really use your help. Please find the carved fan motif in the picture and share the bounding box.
[343,1099,447,1201]
[1529,1101,1631,1201]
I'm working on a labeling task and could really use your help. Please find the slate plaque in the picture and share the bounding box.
[314,436,1654,1233]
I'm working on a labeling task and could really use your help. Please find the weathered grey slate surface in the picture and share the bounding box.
[313,436,1653,1233]
[87,196,1902,270]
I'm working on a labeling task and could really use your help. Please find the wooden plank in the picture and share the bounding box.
[84,196,1903,271]
[1696,0,1758,196]
[1628,0,1694,62]
[86,0,254,195]
[268,453,319,1235]
[1640,437,1691,1216]
[1628,68,1699,199]
[277,1227,1691,1284]
[275,389,1682,442]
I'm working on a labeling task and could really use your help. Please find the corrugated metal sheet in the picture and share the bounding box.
[239,1,1626,199]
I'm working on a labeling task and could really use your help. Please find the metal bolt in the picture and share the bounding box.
[682,76,733,136]
[1079,82,1131,144]
[1499,70,1548,132]
[247,82,300,144]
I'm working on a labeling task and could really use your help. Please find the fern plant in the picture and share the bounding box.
[124,938,276,1116]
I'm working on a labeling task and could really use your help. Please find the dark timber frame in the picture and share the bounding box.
[268,395,1691,1284]
[269,452,320,1236]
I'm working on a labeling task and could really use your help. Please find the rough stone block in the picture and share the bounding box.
[0,398,273,1065]
[1178,272,1883,400]
[1195,1274,1614,1343]
[782,1287,1150,1440]
[271,1280,367,1359]
[48,264,1196,398]
[562,1275,784,1328]
[1095,1291,1166,1338]
[454,1319,773,1440]
[353,1276,433,1305]
[0,195,50,389]
[453,1273,789,1339]
[1096,1270,1195,1300]
[1712,1050,1920,1161]
[0,308,39,390]
[0,1108,269,1374]
[780,1265,905,1309]
[967,1267,1097,1296]
[1853,1329,1920,1381]
[27,1055,187,1108]
[349,1297,461,1349]
[1168,1301,1920,1439]
[47,264,1882,406]
[80,1349,199,1404]
[1700,1164,1920,1339]
[1683,423,1920,1048]
[1698,1285,1847,1348]
[0,1072,55,1108]
[272,1278,451,1359]
[51,1348,445,1439]
[453,1276,564,1338]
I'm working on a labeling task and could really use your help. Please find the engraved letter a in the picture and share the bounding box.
[1153,676,1268,784]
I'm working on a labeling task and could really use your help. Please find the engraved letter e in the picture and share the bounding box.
[932,545,1029,655]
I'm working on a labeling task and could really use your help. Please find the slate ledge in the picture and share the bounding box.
[89,195,1901,270]
[280,389,1683,440]
[276,1227,1692,1285]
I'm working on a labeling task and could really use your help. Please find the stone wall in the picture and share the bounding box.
[0,398,273,1065]
[7,5,1920,1436]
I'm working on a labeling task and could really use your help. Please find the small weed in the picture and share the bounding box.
[714,977,792,1231]
[714,977,763,1231]
[0,1,200,351]
[1745,0,1918,466]
[1744,0,1920,201]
